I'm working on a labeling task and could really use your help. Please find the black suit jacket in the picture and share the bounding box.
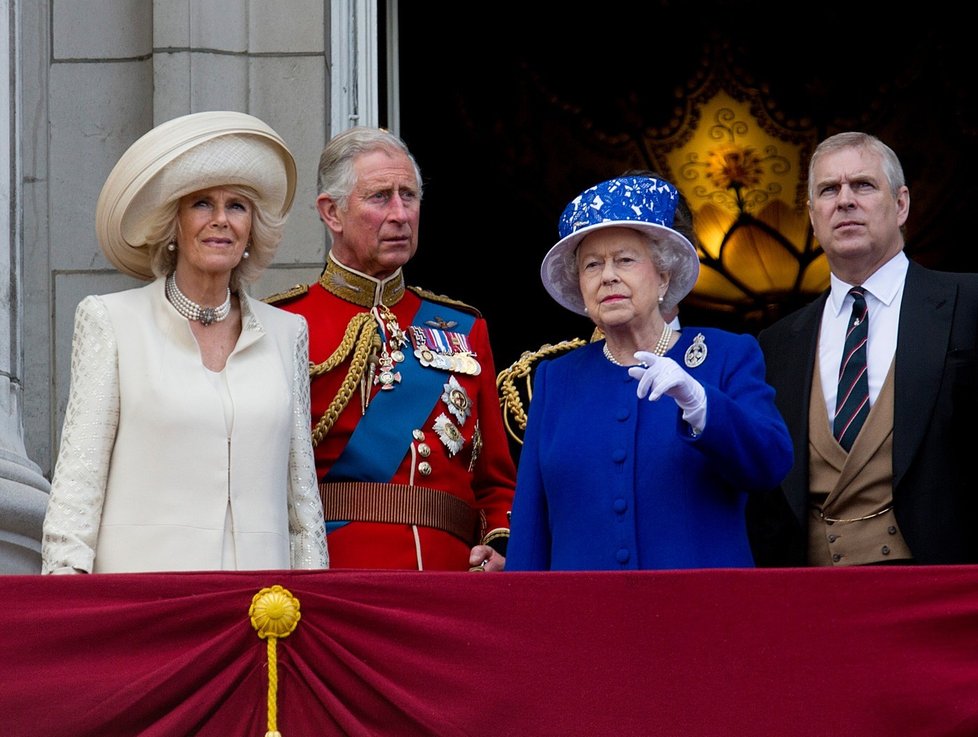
[747,260,978,565]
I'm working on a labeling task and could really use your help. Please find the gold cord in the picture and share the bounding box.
[249,585,301,737]
[496,338,587,445]
[309,313,380,447]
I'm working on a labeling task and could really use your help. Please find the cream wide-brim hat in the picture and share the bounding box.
[95,110,297,281]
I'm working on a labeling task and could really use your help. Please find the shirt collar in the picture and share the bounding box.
[828,250,908,316]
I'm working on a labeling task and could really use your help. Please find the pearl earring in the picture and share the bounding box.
[167,241,176,252]
[657,295,664,305]
[242,250,250,260]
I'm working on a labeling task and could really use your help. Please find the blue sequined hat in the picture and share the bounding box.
[540,176,699,316]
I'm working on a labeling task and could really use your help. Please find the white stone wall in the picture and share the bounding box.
[2,0,50,573]
[26,0,336,483]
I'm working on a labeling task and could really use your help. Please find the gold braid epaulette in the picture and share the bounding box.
[309,312,381,447]
[262,283,310,305]
[496,338,587,445]
[407,286,482,319]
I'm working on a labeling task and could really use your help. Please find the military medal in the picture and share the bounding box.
[375,349,401,389]
[447,331,482,375]
[433,413,465,457]
[685,332,708,368]
[410,325,482,375]
[370,306,408,391]
[441,376,472,425]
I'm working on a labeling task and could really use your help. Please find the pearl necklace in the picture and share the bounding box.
[603,324,673,366]
[165,273,231,326]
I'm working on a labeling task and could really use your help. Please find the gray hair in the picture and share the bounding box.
[652,235,697,313]
[316,126,423,206]
[807,131,906,203]
[144,184,285,291]
[570,229,695,314]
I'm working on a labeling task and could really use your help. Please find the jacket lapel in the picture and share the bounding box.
[893,262,955,487]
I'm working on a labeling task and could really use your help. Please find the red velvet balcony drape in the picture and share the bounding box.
[4,567,978,736]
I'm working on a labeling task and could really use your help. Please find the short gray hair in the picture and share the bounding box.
[807,131,906,203]
[317,126,423,207]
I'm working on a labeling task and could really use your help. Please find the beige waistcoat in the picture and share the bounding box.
[806,360,913,565]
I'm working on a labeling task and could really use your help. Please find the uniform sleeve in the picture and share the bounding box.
[286,315,330,569]
[41,296,120,574]
[467,317,517,552]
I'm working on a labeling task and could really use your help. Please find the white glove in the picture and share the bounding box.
[628,352,707,434]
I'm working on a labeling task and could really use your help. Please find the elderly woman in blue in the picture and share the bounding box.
[506,176,792,570]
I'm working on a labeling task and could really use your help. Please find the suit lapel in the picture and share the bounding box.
[893,262,955,487]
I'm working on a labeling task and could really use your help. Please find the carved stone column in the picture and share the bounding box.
[0,0,48,574]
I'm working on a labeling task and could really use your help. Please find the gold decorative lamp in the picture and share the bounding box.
[644,68,829,325]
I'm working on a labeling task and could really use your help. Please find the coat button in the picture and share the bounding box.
[888,526,897,535]
[832,553,842,562]
[616,548,630,564]
[881,546,891,555]
[613,498,627,514]
[828,534,837,543]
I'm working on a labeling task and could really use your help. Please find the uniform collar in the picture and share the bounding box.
[318,251,405,308]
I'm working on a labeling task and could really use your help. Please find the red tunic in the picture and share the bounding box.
[270,260,515,570]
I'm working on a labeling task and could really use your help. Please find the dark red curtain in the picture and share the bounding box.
[5,567,978,736]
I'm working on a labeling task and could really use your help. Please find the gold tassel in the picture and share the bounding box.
[249,585,301,737]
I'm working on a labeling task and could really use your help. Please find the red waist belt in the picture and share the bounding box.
[319,481,480,546]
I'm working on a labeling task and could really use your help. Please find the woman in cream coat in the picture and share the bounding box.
[41,111,329,573]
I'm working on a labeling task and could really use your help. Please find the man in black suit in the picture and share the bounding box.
[747,131,978,566]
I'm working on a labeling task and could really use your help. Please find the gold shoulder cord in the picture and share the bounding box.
[496,338,587,445]
[309,313,381,447]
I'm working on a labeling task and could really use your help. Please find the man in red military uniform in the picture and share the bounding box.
[267,126,514,571]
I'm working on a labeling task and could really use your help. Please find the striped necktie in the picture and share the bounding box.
[834,286,870,451]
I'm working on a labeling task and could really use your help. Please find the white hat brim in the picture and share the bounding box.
[95,111,297,280]
[540,220,699,316]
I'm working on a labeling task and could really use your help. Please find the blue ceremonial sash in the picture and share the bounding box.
[325,299,475,485]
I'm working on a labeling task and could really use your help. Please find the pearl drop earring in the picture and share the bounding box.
[167,241,176,252]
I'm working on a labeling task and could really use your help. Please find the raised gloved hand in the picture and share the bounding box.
[628,352,707,434]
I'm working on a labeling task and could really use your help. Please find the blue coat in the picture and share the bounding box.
[506,328,792,570]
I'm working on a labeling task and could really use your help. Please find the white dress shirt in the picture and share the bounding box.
[818,251,907,430]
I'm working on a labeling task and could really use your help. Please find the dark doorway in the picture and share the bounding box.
[397,5,978,371]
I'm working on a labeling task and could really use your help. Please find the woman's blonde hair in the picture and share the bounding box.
[144,185,286,291]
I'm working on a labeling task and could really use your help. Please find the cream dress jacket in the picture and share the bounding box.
[41,278,329,573]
